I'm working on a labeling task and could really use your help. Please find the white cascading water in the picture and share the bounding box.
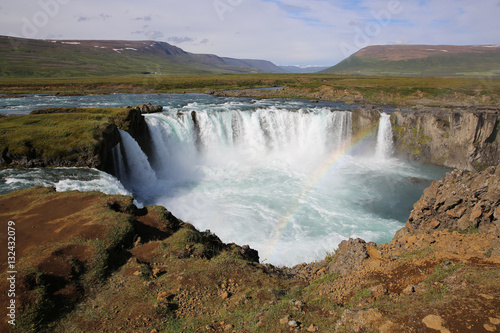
[146,108,352,176]
[114,106,445,266]
[0,94,449,267]
[111,142,127,181]
[375,113,394,161]
[118,129,157,195]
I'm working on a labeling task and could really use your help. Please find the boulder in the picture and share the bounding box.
[327,238,370,276]
[128,103,163,114]
[335,309,400,333]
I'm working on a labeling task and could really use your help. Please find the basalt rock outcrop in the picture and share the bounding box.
[351,105,381,138]
[391,106,500,171]
[324,167,500,278]
[398,166,500,238]
[121,106,153,158]
[326,238,371,276]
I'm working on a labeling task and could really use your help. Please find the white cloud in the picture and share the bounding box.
[0,0,498,66]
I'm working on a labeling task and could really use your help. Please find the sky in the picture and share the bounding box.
[1,0,499,66]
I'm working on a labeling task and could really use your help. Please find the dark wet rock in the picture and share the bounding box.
[128,102,163,114]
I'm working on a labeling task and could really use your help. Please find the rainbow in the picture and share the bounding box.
[264,126,377,264]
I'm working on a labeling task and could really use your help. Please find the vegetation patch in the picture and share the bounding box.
[0,107,140,168]
[1,73,499,106]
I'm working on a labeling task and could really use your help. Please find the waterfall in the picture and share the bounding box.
[375,113,394,160]
[111,143,126,181]
[146,113,200,183]
[106,103,448,267]
[2,93,452,267]
[118,129,157,189]
[116,109,353,189]
[143,109,353,177]
[147,109,351,154]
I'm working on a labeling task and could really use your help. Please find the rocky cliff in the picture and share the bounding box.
[351,105,381,139]
[400,166,500,237]
[391,106,500,171]
[2,101,498,174]
[0,104,160,173]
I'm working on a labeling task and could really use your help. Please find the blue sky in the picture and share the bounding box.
[1,0,499,66]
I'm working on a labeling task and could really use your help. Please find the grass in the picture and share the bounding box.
[1,73,499,106]
[325,53,500,77]
[397,247,436,262]
[309,272,340,287]
[464,267,500,289]
[424,261,462,283]
[347,288,373,310]
[159,226,228,260]
[0,107,136,167]
[0,36,269,77]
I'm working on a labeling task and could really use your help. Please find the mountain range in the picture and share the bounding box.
[322,44,500,77]
[1,35,500,78]
[0,35,287,77]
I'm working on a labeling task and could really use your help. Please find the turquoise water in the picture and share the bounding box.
[0,94,449,266]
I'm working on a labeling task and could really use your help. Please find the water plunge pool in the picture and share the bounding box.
[0,94,449,266]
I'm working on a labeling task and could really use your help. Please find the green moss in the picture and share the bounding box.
[309,273,340,287]
[0,107,131,166]
[347,288,373,309]
[392,119,432,160]
[160,226,227,260]
[472,160,489,172]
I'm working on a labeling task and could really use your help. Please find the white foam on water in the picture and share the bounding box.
[55,173,130,195]
[0,94,449,267]
[0,168,131,196]
[106,106,447,266]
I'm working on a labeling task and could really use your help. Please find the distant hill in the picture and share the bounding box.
[0,36,283,77]
[279,65,330,73]
[222,58,286,73]
[322,45,500,77]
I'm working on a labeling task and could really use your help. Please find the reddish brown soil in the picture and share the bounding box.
[0,191,100,273]
[0,184,498,332]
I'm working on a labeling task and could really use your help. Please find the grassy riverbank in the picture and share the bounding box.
[0,107,141,169]
[1,74,500,106]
